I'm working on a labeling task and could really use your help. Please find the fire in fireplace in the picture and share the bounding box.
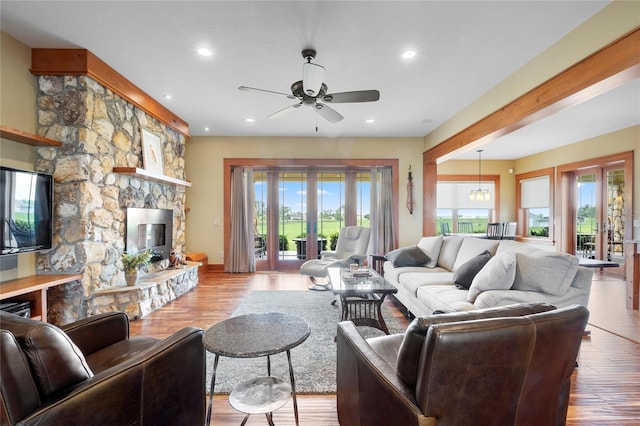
[126,208,173,262]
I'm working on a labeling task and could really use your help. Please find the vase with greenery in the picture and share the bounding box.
[121,249,153,286]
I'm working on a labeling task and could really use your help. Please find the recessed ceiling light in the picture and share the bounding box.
[245,118,255,123]
[197,47,212,57]
[365,119,375,124]
[402,50,416,59]
[204,127,210,132]
[163,94,172,100]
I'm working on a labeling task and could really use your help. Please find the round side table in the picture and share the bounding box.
[203,312,310,425]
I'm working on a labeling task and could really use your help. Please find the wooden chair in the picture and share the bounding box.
[486,222,503,239]
[502,222,517,240]
[457,222,473,235]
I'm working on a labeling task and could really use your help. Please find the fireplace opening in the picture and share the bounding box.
[126,208,173,262]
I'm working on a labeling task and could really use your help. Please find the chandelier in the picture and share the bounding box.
[469,149,491,202]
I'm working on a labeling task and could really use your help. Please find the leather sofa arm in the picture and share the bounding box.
[336,321,435,426]
[61,312,130,356]
[18,326,205,426]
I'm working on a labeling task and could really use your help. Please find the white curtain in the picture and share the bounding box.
[224,168,256,273]
[369,168,396,255]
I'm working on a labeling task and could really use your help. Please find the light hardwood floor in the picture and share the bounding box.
[129,268,640,425]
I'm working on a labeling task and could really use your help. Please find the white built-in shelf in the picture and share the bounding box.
[112,167,191,187]
[0,125,62,147]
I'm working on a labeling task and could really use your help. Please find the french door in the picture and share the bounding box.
[574,166,626,262]
[253,168,371,270]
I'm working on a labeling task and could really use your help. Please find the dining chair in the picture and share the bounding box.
[486,222,503,239]
[457,222,473,235]
[502,222,517,240]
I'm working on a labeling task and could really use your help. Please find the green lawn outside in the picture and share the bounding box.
[256,219,370,250]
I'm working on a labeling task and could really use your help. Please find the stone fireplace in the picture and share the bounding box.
[33,74,193,324]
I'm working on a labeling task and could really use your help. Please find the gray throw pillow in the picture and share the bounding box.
[386,245,430,267]
[452,250,491,289]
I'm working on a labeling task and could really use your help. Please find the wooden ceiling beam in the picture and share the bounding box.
[424,27,640,163]
[30,49,190,137]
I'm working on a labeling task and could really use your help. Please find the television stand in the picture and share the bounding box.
[0,274,82,322]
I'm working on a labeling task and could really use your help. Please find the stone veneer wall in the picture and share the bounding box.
[33,75,188,324]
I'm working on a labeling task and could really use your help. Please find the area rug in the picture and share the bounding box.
[206,290,406,394]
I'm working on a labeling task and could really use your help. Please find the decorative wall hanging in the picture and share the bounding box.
[407,165,414,214]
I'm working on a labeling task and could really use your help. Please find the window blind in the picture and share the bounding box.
[520,176,549,208]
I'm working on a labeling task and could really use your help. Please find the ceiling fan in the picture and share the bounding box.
[238,49,380,123]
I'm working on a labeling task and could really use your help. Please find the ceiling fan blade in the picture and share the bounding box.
[238,86,295,99]
[267,102,303,119]
[302,62,325,96]
[323,90,380,103]
[315,103,343,123]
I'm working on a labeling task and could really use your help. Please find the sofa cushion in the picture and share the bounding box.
[386,245,430,267]
[496,240,542,256]
[512,252,579,296]
[397,272,454,296]
[416,285,472,314]
[437,236,464,271]
[453,250,491,289]
[416,235,444,268]
[468,251,517,302]
[452,238,500,271]
[0,313,93,399]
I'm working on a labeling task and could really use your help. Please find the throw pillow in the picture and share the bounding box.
[416,235,443,268]
[386,245,430,267]
[452,250,492,289]
[467,251,517,302]
[512,251,579,296]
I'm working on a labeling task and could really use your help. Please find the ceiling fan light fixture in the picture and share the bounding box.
[303,62,325,96]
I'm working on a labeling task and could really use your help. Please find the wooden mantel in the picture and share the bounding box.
[30,49,189,137]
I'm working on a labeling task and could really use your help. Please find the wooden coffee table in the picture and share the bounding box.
[328,267,398,334]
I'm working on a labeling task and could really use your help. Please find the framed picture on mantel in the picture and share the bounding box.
[141,129,163,175]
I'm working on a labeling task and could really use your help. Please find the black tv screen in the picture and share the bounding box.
[1,166,53,255]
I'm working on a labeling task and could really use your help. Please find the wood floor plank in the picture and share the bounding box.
[129,269,640,425]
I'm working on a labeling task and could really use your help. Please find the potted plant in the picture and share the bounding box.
[121,249,153,286]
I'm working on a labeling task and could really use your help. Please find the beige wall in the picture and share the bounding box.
[184,137,424,262]
[0,32,39,278]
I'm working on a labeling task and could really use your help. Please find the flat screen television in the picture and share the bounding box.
[1,166,53,256]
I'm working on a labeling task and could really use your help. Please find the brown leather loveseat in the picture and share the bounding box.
[337,303,589,426]
[0,311,205,425]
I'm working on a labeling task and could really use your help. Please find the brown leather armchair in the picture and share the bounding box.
[336,303,589,426]
[0,311,205,425]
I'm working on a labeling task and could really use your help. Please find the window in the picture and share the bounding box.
[436,179,497,234]
[517,169,553,238]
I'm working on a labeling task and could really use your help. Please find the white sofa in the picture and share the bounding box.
[383,235,593,317]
